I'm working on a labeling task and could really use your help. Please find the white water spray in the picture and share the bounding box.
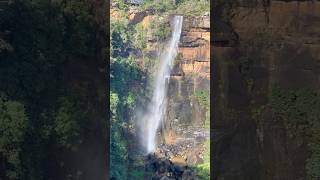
[139,16,183,154]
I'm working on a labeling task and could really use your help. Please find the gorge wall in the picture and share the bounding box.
[154,15,211,166]
[167,15,210,133]
[214,1,320,180]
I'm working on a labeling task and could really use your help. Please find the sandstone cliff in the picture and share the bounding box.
[168,15,210,126]
[158,15,210,165]
[214,1,320,179]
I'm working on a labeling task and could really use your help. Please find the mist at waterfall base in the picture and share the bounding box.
[136,16,183,155]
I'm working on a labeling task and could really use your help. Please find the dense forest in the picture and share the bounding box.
[0,0,107,179]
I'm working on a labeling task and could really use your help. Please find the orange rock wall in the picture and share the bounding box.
[177,17,210,80]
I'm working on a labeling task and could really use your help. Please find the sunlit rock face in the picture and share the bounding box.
[168,15,210,125]
[158,15,210,166]
[128,7,155,25]
[214,1,320,179]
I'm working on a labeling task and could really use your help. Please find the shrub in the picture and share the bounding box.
[149,16,170,41]
[269,87,320,179]
[193,139,210,179]
[175,0,209,16]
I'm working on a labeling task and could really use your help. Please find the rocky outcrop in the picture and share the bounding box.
[110,2,155,25]
[128,7,155,25]
[145,154,196,180]
[214,1,320,180]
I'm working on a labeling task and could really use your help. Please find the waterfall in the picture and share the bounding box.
[140,16,183,154]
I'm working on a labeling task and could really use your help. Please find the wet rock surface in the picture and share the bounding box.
[141,124,209,179]
[156,127,209,164]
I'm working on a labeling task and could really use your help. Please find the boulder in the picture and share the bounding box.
[182,169,194,180]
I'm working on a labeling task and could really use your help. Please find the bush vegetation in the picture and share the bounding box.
[110,3,149,179]
[193,139,210,179]
[149,16,171,41]
[251,86,320,180]
[140,0,175,13]
[175,0,210,16]
[192,90,210,127]
[269,87,320,179]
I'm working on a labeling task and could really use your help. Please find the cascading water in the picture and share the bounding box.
[139,16,183,154]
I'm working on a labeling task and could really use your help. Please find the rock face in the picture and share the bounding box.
[145,154,196,180]
[167,15,210,125]
[159,15,210,167]
[128,7,155,25]
[214,1,320,180]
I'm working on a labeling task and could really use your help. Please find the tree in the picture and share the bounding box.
[0,94,28,180]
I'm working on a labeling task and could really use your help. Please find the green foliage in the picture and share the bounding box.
[192,90,210,109]
[140,0,210,17]
[110,57,144,96]
[194,163,210,179]
[61,0,95,56]
[126,92,136,110]
[0,0,104,179]
[0,95,27,180]
[110,12,148,180]
[141,0,175,13]
[306,139,320,180]
[175,0,210,16]
[132,23,147,50]
[113,0,129,11]
[192,90,210,127]
[110,16,148,57]
[110,116,129,180]
[110,90,128,179]
[110,92,119,116]
[54,97,82,148]
[203,139,210,163]
[109,11,150,176]
[149,16,170,41]
[129,169,144,179]
[270,87,319,136]
[269,86,320,179]
[111,18,130,57]
[110,56,147,179]
[193,139,210,180]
